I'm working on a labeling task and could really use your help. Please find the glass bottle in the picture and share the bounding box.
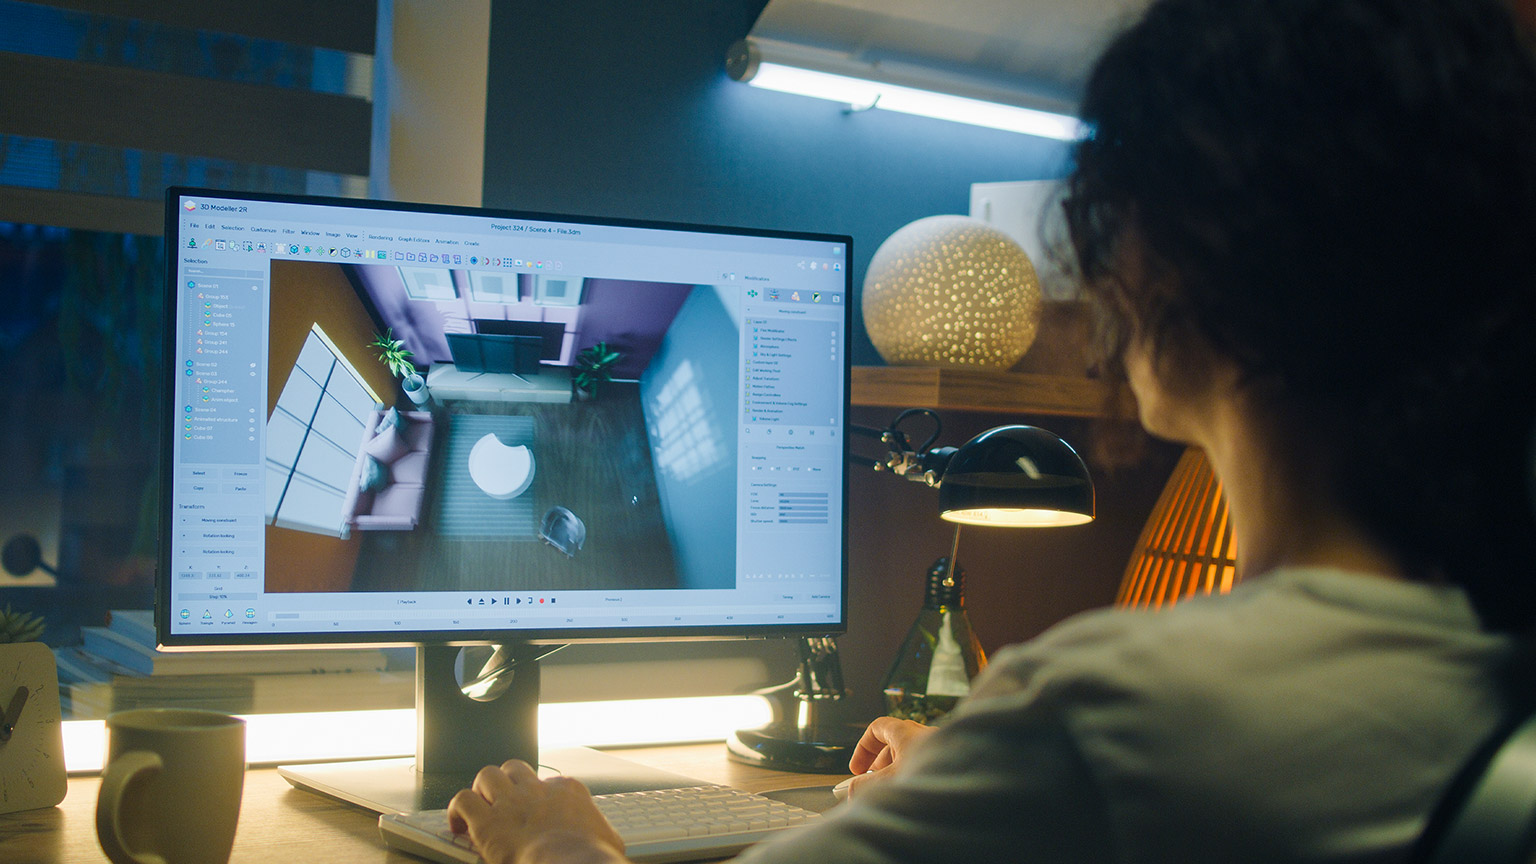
[880,557,987,725]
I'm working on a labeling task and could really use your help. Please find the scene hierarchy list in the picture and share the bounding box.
[741,316,841,432]
[179,267,264,465]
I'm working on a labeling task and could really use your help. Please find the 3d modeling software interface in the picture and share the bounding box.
[165,191,849,641]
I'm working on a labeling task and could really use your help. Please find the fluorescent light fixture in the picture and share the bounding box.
[64,695,773,774]
[728,38,1084,142]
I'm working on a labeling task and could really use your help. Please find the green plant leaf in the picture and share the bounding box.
[370,329,415,378]
[0,605,46,644]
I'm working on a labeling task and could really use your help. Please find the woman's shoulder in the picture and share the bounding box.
[972,566,1496,705]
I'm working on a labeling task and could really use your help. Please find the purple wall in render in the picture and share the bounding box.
[574,279,692,379]
[349,265,696,379]
[350,264,451,367]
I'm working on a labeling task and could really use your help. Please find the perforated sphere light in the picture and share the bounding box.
[939,425,1095,526]
[862,215,1042,368]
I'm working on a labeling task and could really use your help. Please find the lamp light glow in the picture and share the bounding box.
[749,63,885,110]
[64,695,773,774]
[942,507,1095,527]
[727,37,1084,142]
[747,62,1084,141]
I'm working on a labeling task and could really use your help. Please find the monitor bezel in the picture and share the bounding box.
[157,186,852,648]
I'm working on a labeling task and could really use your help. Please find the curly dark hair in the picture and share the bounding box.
[1064,0,1536,629]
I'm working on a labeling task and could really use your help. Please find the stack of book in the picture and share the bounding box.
[54,610,413,718]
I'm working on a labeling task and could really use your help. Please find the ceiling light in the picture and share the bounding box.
[728,38,1084,142]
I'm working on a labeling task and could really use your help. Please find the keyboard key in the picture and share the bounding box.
[379,785,822,864]
[623,826,688,842]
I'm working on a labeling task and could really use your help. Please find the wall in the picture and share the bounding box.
[483,0,1073,367]
[640,286,742,589]
[483,0,1176,719]
[373,0,491,206]
[574,280,692,379]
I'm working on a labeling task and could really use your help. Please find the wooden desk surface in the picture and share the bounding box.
[2,743,849,864]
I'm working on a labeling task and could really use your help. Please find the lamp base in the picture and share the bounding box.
[726,721,867,774]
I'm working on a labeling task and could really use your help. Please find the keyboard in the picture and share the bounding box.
[379,784,821,864]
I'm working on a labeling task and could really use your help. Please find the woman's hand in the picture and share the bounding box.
[446,760,628,864]
[844,717,938,798]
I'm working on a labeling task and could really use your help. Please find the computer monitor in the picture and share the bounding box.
[159,187,851,810]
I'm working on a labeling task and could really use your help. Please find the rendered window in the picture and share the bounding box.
[648,360,724,484]
[399,266,458,300]
[266,326,378,536]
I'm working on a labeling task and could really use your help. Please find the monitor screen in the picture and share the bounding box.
[158,188,850,649]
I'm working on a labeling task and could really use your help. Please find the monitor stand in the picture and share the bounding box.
[278,644,702,814]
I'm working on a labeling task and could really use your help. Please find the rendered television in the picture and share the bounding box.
[444,331,543,375]
[159,187,851,811]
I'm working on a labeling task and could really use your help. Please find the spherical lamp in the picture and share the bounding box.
[862,215,1042,368]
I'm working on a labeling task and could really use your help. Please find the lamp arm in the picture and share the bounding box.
[890,408,943,453]
[848,423,893,441]
[863,448,953,483]
[852,409,954,483]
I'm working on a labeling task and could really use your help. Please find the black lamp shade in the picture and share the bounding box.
[938,425,1095,526]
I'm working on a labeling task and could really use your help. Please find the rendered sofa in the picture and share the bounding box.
[340,409,434,534]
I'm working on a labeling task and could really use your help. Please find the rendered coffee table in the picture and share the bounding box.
[467,433,535,499]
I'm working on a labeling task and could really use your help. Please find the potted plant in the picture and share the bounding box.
[572,341,622,401]
[371,329,430,406]
[0,603,46,643]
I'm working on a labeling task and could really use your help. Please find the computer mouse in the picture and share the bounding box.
[832,778,854,801]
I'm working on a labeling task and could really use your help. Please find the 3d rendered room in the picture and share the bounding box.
[261,258,741,594]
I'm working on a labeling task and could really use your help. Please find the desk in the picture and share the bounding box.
[2,743,847,864]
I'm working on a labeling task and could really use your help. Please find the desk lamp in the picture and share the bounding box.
[727,411,1094,772]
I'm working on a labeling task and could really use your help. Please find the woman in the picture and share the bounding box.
[447,0,1536,860]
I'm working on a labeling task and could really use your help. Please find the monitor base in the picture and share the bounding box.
[726,721,865,774]
[279,746,704,814]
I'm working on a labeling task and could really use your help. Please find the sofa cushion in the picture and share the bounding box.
[364,423,411,464]
[402,415,433,450]
[360,455,390,493]
[378,406,406,434]
[370,482,425,518]
[390,450,430,485]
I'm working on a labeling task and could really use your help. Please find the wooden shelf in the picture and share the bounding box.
[851,366,1137,420]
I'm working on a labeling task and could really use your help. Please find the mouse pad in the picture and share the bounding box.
[760,785,842,813]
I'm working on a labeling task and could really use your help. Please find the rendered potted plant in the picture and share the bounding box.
[572,342,622,401]
[371,329,430,406]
